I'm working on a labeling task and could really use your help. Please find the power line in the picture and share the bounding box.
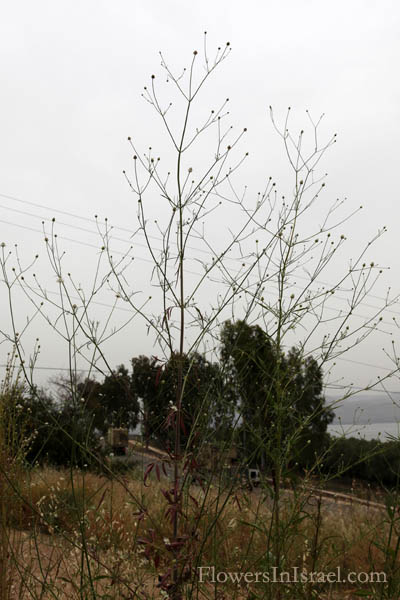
[0,192,209,257]
[335,357,395,371]
[0,364,93,373]
[1,217,399,340]
[0,218,222,277]
[2,206,399,323]
[1,190,397,307]
[0,192,108,228]
[2,212,397,331]
[325,384,400,395]
[0,344,397,381]
[0,202,165,256]
[1,200,400,377]
[1,359,399,381]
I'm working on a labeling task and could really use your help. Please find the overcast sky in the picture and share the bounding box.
[1,0,400,420]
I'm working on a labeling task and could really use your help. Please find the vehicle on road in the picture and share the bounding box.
[107,427,129,456]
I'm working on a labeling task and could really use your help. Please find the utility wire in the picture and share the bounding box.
[1,364,399,397]
[1,213,397,328]
[1,208,399,324]
[325,385,400,395]
[0,191,396,307]
[0,363,92,373]
[1,197,399,379]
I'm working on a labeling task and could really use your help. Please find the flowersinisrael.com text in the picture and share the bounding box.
[198,566,387,585]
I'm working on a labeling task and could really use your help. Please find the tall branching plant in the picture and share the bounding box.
[0,34,399,599]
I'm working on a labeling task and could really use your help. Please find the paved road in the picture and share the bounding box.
[119,444,387,515]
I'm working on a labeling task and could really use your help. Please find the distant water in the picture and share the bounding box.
[328,422,400,442]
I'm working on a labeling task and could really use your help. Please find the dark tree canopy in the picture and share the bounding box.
[130,355,163,444]
[131,352,236,449]
[2,384,99,468]
[220,319,333,467]
[77,366,140,435]
[6,321,332,471]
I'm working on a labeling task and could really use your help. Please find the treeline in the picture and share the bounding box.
[2,319,399,487]
[2,320,331,467]
[322,435,400,488]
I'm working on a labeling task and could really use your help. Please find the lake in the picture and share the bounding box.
[328,421,400,441]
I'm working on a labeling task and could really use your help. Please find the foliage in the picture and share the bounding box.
[220,319,334,468]
[324,435,400,487]
[4,384,99,468]
[0,35,397,599]
[131,352,236,449]
[78,365,140,435]
[130,355,160,444]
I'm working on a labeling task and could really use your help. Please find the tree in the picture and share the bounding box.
[131,352,236,449]
[1,36,397,598]
[82,365,140,434]
[130,355,162,445]
[283,347,334,466]
[75,377,105,434]
[220,319,334,469]
[4,383,100,468]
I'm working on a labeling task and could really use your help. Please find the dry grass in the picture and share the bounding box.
[0,465,398,599]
